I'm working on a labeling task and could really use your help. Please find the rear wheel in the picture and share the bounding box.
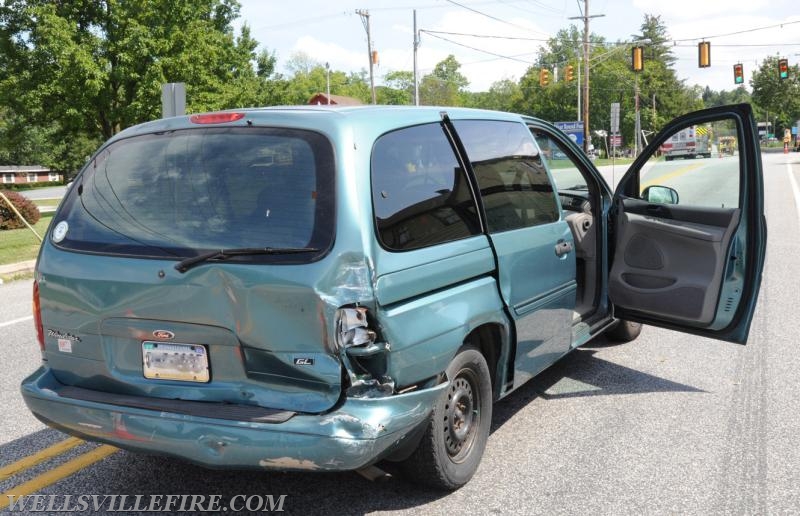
[606,319,643,342]
[398,347,492,490]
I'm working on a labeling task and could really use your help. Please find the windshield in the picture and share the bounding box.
[54,127,335,263]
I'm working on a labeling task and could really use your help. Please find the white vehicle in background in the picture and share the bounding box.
[661,125,712,160]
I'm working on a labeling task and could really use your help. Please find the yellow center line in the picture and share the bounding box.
[0,445,118,510]
[0,437,84,482]
[641,162,705,190]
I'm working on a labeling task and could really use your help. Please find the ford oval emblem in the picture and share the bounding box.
[152,330,175,340]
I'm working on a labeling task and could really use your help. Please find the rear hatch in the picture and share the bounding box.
[37,124,345,413]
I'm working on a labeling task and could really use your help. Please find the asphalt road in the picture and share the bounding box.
[1,151,798,514]
[17,186,67,201]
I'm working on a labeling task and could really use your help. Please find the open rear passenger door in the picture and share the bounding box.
[609,104,766,344]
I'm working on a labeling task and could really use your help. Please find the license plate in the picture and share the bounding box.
[142,342,210,383]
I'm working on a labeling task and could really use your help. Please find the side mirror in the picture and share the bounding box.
[642,185,679,205]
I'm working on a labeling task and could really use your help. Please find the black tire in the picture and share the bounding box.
[606,319,643,343]
[398,347,492,490]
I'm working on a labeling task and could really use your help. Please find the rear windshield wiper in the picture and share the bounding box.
[175,247,320,273]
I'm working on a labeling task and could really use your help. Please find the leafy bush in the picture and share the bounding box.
[6,181,64,191]
[0,190,41,230]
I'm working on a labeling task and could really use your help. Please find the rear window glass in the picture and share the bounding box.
[55,128,335,262]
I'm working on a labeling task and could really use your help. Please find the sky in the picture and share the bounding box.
[235,0,800,94]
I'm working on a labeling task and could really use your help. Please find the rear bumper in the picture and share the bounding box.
[21,366,445,472]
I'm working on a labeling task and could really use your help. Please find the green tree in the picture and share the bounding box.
[420,55,469,106]
[634,14,675,66]
[0,0,270,174]
[750,56,800,132]
[514,26,602,139]
[629,14,702,135]
[379,70,414,105]
[702,86,752,108]
[279,53,371,105]
[467,78,522,112]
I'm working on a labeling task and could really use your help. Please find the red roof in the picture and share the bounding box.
[308,93,363,106]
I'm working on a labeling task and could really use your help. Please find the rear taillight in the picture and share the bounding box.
[32,281,44,352]
[335,307,376,350]
[189,112,245,124]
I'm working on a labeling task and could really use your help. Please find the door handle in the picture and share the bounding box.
[555,240,573,257]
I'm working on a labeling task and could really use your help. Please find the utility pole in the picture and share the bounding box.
[634,75,641,156]
[576,54,581,121]
[652,93,656,127]
[325,62,330,104]
[356,9,377,104]
[413,10,419,106]
[569,1,604,153]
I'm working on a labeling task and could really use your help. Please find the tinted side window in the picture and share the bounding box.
[371,123,480,251]
[454,120,559,232]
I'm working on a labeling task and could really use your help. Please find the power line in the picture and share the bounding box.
[524,0,565,14]
[253,0,552,28]
[252,12,351,31]
[497,0,565,16]
[672,43,800,48]
[672,20,800,42]
[414,49,540,76]
[422,31,536,64]
[443,0,550,36]
[421,29,637,47]
[420,29,550,42]
[371,0,555,12]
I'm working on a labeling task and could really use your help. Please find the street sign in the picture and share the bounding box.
[610,103,620,133]
[554,121,584,145]
[610,135,622,146]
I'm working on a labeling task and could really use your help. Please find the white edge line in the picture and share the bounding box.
[0,315,33,328]
[789,162,800,224]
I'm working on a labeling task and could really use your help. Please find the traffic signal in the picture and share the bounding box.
[632,46,643,72]
[698,41,710,68]
[565,65,574,82]
[539,68,550,87]
[733,63,744,84]
[779,58,789,80]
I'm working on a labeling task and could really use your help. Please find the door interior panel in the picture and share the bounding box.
[564,212,595,259]
[609,201,740,325]
[609,104,765,343]
[623,199,738,227]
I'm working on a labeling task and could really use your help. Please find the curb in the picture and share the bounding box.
[0,259,36,283]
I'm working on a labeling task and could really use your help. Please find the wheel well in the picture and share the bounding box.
[464,324,504,401]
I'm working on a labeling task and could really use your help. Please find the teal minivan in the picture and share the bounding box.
[22,104,766,489]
